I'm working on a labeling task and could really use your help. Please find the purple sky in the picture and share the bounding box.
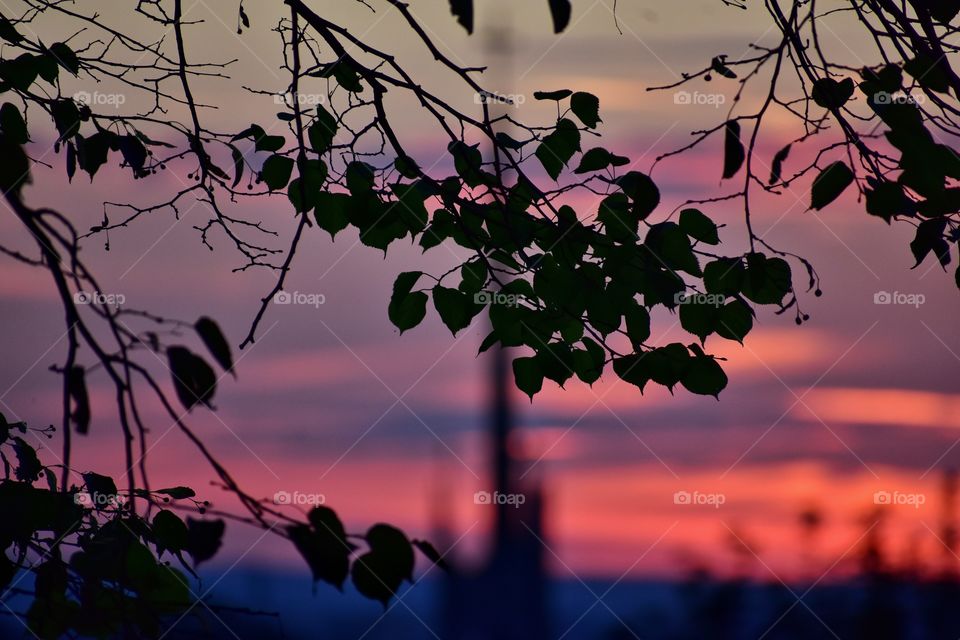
[1,0,959,582]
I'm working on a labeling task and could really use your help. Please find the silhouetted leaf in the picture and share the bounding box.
[679,208,719,245]
[645,343,691,390]
[388,271,428,333]
[534,89,572,101]
[910,218,950,268]
[536,341,575,388]
[351,552,401,608]
[513,356,543,400]
[389,182,429,233]
[625,305,651,348]
[711,56,737,79]
[449,141,484,187]
[48,42,79,75]
[13,437,41,482]
[287,158,328,214]
[432,285,483,335]
[547,0,572,33]
[645,222,700,276]
[394,155,420,179]
[612,354,650,392]
[904,53,951,93]
[928,1,960,23]
[119,134,148,177]
[572,337,605,384]
[155,486,196,499]
[865,180,912,223]
[597,193,637,241]
[679,299,719,343]
[308,105,337,154]
[574,147,628,174]
[769,143,791,185]
[616,171,660,220]
[166,346,217,410]
[234,123,284,152]
[703,258,744,296]
[811,161,854,210]
[570,91,601,129]
[715,300,753,343]
[153,510,188,554]
[811,77,854,109]
[0,54,38,91]
[536,118,580,180]
[0,15,23,43]
[459,260,487,293]
[288,506,355,589]
[494,131,525,149]
[681,350,727,398]
[66,141,76,182]
[66,366,90,435]
[314,191,351,239]
[195,317,234,378]
[50,99,81,141]
[82,472,117,509]
[76,131,114,179]
[741,253,792,305]
[722,121,745,179]
[859,64,902,98]
[185,518,225,565]
[319,61,363,93]
[260,154,294,190]
[0,103,28,144]
[0,133,30,195]
[366,524,414,583]
[448,0,473,33]
[289,520,351,590]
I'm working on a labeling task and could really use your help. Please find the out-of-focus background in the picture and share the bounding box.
[2,1,959,637]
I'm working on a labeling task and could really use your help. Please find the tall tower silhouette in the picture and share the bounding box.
[438,12,550,640]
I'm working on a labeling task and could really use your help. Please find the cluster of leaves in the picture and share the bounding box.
[165,316,235,412]
[656,1,960,291]
[288,506,444,608]
[786,63,960,273]
[362,93,794,400]
[0,414,223,639]
[0,45,165,195]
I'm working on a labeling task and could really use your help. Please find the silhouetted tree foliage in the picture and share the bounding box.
[0,0,957,635]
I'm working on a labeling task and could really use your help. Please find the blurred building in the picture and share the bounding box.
[438,344,550,639]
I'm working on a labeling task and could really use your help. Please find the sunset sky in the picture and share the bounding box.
[1,0,959,589]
